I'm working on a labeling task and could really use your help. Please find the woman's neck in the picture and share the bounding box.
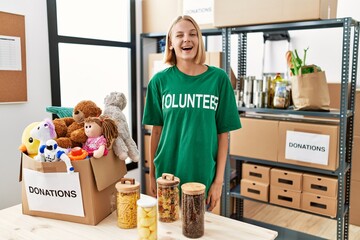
[176,60,207,76]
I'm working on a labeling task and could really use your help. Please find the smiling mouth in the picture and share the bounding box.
[182,46,193,51]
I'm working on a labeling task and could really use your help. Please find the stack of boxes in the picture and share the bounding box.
[241,163,338,218]
[302,174,338,218]
[241,163,270,202]
[270,169,302,210]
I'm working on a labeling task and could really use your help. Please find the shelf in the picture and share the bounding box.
[230,184,345,220]
[230,155,348,177]
[230,18,357,34]
[238,107,352,119]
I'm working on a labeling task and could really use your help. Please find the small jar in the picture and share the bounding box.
[157,173,180,222]
[181,182,206,238]
[115,178,140,229]
[137,196,157,240]
[273,81,290,109]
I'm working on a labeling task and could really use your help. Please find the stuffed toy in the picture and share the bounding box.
[54,100,102,149]
[39,139,74,173]
[19,122,41,158]
[30,119,57,161]
[103,92,140,162]
[83,116,118,158]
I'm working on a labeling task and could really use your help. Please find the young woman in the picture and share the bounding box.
[142,15,241,211]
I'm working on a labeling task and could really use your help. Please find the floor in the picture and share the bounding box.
[239,200,360,240]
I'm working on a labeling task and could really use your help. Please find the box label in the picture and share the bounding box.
[285,130,330,165]
[183,0,214,25]
[23,168,84,217]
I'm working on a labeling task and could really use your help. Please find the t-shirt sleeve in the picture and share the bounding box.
[215,70,241,133]
[142,76,163,126]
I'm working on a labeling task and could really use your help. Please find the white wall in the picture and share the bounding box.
[0,0,52,209]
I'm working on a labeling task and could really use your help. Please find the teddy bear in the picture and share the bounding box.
[54,100,102,149]
[103,92,140,162]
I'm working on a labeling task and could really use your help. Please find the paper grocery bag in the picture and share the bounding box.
[291,68,330,111]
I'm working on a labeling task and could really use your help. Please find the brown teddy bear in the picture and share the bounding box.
[54,100,102,148]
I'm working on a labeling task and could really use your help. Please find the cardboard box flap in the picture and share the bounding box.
[20,152,68,182]
[90,150,127,192]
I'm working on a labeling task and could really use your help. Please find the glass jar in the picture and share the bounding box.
[115,178,140,229]
[157,173,180,222]
[181,182,206,238]
[273,81,290,109]
[137,196,157,240]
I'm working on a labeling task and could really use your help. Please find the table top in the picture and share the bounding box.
[0,204,278,240]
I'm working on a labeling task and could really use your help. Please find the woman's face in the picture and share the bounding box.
[169,19,199,63]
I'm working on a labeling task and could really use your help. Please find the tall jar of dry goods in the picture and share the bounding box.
[181,182,206,238]
[115,178,140,229]
[157,173,180,222]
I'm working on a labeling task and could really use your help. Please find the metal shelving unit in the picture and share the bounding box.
[223,18,359,240]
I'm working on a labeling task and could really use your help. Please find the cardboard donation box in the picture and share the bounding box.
[278,121,339,171]
[20,150,127,225]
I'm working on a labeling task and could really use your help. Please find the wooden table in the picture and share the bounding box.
[0,204,277,240]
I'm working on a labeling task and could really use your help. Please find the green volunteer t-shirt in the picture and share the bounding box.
[142,65,241,194]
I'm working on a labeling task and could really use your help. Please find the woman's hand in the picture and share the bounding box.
[206,180,223,211]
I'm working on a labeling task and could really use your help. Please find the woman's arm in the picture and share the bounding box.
[148,125,162,197]
[206,132,228,211]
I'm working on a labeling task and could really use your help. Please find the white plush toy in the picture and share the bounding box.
[39,139,74,173]
[30,118,57,162]
[103,92,140,162]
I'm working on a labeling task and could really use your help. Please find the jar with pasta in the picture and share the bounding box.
[181,182,206,238]
[115,178,140,229]
[157,173,180,222]
[137,196,157,240]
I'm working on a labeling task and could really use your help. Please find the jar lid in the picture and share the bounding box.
[181,182,206,195]
[115,178,140,192]
[157,173,180,186]
[137,195,157,208]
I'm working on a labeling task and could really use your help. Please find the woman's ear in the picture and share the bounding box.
[169,45,173,50]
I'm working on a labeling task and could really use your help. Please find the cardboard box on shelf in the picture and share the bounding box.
[270,168,303,191]
[213,0,337,28]
[303,173,338,198]
[350,180,360,226]
[327,83,360,136]
[352,136,360,181]
[242,163,271,184]
[240,178,269,202]
[20,150,127,225]
[278,121,339,171]
[230,118,279,162]
[270,186,301,210]
[301,192,337,218]
[142,0,180,34]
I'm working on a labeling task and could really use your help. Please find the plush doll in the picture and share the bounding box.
[103,92,140,162]
[83,116,118,159]
[39,139,74,173]
[54,100,102,149]
[19,122,41,158]
[30,119,57,162]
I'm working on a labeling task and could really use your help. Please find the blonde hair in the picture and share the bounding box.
[84,116,118,148]
[164,15,206,66]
